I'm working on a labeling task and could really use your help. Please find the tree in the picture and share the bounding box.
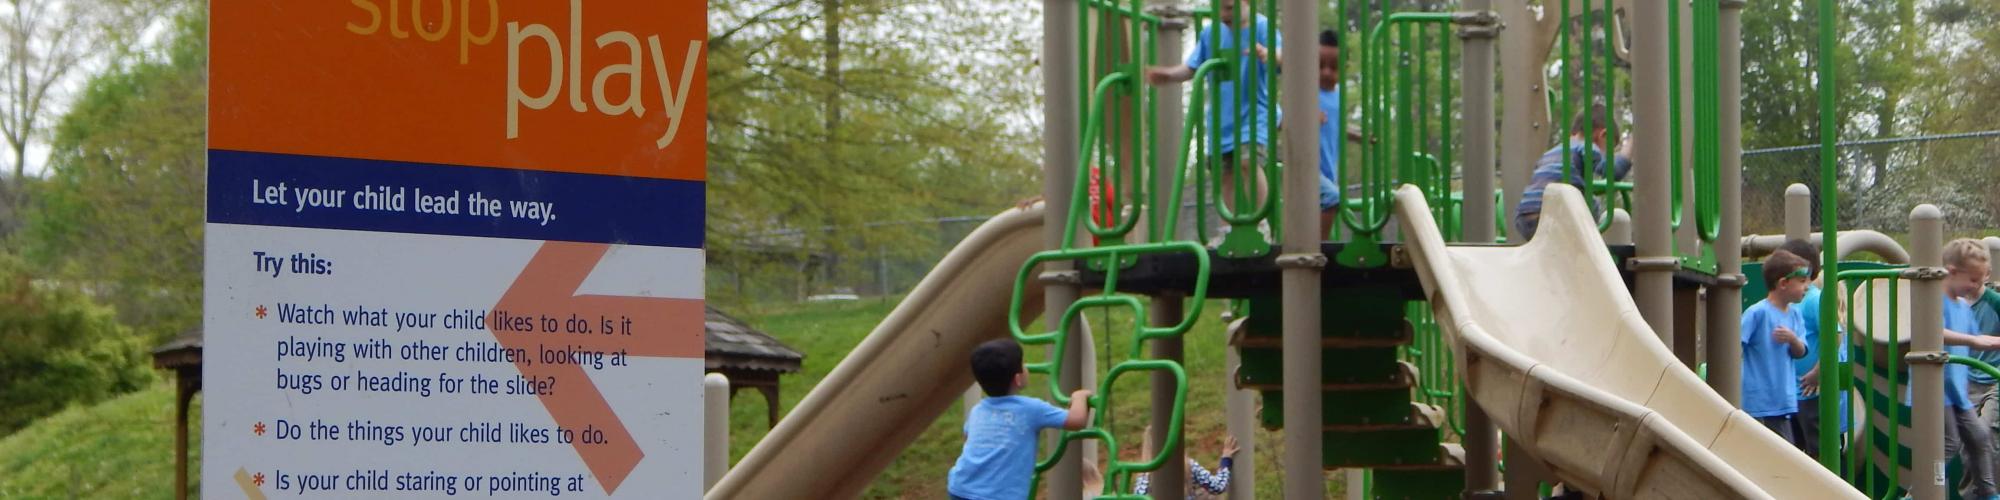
[0,251,153,436]
[16,9,204,339]
[704,0,1043,305]
[0,0,88,179]
[0,0,164,241]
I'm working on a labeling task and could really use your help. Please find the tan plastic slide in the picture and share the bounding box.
[1394,184,1864,499]
[705,204,1049,499]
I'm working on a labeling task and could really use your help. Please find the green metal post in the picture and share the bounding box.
[1815,0,1845,475]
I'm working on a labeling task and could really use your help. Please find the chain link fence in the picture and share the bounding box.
[1740,130,2000,237]
[708,197,1219,306]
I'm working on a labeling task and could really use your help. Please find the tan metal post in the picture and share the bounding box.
[1279,0,1324,495]
[1146,8,1190,497]
[1630,0,1676,345]
[1458,3,1502,494]
[1496,4,1558,244]
[1346,470,1365,500]
[1673,286,1702,368]
[1502,439,1551,500]
[1785,184,1810,241]
[1987,237,2000,282]
[1224,329,1256,500]
[1043,0,1083,493]
[1911,204,1945,500]
[1495,5,1563,495]
[1706,0,1747,405]
[703,373,731,492]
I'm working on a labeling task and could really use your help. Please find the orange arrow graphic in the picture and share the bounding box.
[489,241,703,493]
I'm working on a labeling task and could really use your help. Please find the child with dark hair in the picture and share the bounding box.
[1511,104,1634,240]
[1743,250,1812,448]
[948,339,1094,500]
[1776,238,1847,459]
[1315,28,1343,240]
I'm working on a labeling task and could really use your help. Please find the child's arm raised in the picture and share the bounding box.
[1063,389,1095,431]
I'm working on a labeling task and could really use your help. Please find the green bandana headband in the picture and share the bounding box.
[1786,268,1811,279]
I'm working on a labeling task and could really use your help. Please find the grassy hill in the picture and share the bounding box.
[0,381,202,499]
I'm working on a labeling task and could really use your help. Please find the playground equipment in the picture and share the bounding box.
[1397,184,1857,498]
[705,206,1049,499]
[704,0,2000,496]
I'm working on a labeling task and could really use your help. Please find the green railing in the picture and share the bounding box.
[1680,0,1724,273]
[1527,0,1721,268]
[1178,0,1285,259]
[1555,0,1622,231]
[1017,0,1213,496]
[1013,243,1212,498]
[1338,8,1462,267]
[1075,0,1159,249]
[1349,4,1473,472]
[1824,267,2000,498]
[1403,302,1466,437]
[1835,268,1905,499]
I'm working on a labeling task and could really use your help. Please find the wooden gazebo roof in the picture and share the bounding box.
[704,306,803,374]
[704,306,803,428]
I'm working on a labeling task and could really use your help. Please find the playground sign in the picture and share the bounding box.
[206,1,705,497]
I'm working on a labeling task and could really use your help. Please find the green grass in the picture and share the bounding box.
[0,381,202,499]
[728,296,1346,498]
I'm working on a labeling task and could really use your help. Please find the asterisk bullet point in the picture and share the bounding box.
[254,422,266,436]
[255,305,268,319]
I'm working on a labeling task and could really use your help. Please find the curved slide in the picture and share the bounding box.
[706,205,1049,499]
[1395,184,1862,499]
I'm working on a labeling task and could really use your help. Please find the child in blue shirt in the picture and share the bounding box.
[1143,0,1281,225]
[1940,239,2000,500]
[1742,250,1811,448]
[948,339,1093,500]
[1971,286,2000,462]
[1315,29,1343,240]
[1776,239,1848,459]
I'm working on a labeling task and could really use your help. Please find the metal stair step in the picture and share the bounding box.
[1323,402,1448,432]
[1258,388,1412,429]
[1321,430,1457,468]
[1242,289,1415,341]
[1237,359,1418,391]
[1370,462,1471,499]
[1236,348,1411,387]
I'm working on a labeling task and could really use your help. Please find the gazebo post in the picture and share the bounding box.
[760,386,780,427]
[174,369,197,500]
[152,327,203,500]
